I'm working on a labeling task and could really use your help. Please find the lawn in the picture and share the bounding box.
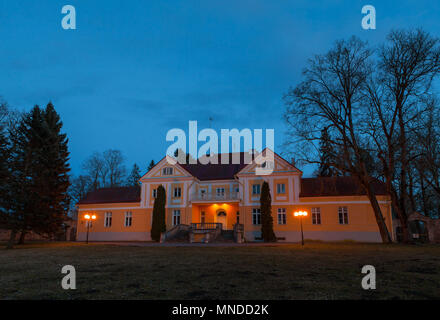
[0,242,439,300]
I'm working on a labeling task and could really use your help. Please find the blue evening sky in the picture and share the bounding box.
[1,1,439,177]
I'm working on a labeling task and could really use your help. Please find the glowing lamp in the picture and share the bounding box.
[293,210,308,246]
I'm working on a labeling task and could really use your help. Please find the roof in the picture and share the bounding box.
[300,176,388,197]
[78,186,140,205]
[180,152,254,181]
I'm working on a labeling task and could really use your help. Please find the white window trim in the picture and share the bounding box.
[338,207,349,224]
[277,183,286,194]
[312,207,321,225]
[173,210,181,226]
[125,211,132,227]
[252,208,261,225]
[104,212,112,228]
[277,208,286,225]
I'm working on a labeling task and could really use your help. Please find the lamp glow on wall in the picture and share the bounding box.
[294,210,308,246]
[84,214,97,244]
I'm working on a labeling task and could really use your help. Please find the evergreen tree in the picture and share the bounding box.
[260,181,277,242]
[150,185,166,241]
[127,163,141,186]
[147,160,155,171]
[6,107,41,246]
[40,102,71,236]
[317,127,337,177]
[6,103,70,247]
[0,112,10,231]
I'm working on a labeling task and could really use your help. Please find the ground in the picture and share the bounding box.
[0,241,439,300]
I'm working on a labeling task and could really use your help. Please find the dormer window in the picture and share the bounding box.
[163,167,173,175]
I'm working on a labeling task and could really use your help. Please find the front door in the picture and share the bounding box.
[217,212,227,230]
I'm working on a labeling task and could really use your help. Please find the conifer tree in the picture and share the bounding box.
[260,181,277,242]
[127,163,141,186]
[151,185,166,241]
[147,160,155,171]
[317,127,337,177]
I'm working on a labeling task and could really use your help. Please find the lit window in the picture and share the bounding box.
[201,211,205,223]
[173,210,181,226]
[173,187,181,198]
[252,208,261,225]
[338,207,349,224]
[104,212,112,227]
[276,183,285,194]
[252,184,261,195]
[312,207,321,225]
[125,211,132,227]
[163,167,173,175]
[277,208,286,225]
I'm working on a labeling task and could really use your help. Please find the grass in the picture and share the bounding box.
[1,241,439,300]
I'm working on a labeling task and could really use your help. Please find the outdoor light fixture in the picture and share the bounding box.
[84,214,97,244]
[294,210,308,246]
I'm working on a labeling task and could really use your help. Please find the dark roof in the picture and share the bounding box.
[300,176,388,197]
[180,152,254,181]
[78,186,140,205]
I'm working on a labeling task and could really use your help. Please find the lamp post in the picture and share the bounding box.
[294,210,308,246]
[84,214,97,244]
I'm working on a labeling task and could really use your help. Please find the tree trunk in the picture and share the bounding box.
[390,188,411,243]
[364,182,392,243]
[6,229,17,249]
[18,230,26,244]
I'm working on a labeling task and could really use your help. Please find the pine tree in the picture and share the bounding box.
[260,181,277,242]
[40,102,71,237]
[7,107,42,246]
[127,163,141,186]
[147,160,155,171]
[318,127,337,177]
[6,103,71,246]
[151,185,166,241]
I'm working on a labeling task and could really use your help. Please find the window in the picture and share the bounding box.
[201,211,206,223]
[312,207,321,225]
[277,208,286,225]
[338,207,349,224]
[276,183,285,194]
[216,188,225,197]
[173,187,181,198]
[261,161,274,169]
[152,188,157,198]
[252,184,261,195]
[173,210,181,226]
[125,211,132,227]
[252,208,261,225]
[104,212,112,227]
[163,167,173,175]
[236,211,240,224]
[235,187,239,193]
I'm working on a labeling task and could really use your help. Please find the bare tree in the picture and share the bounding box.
[82,152,105,190]
[364,29,440,241]
[103,149,126,187]
[69,175,92,203]
[284,36,392,243]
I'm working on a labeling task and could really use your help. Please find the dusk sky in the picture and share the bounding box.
[1,0,439,177]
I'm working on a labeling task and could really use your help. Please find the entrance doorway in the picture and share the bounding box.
[217,211,227,230]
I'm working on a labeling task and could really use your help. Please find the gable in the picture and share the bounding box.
[237,148,301,176]
[140,156,193,181]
